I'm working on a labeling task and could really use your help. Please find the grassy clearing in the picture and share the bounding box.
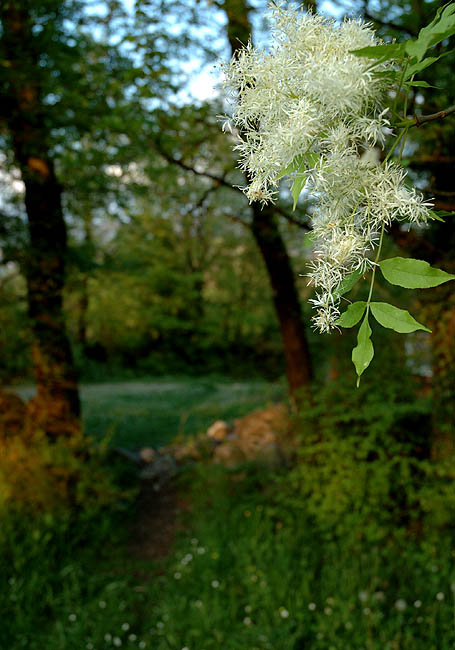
[14,377,285,449]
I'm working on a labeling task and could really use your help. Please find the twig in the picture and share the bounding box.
[396,105,455,128]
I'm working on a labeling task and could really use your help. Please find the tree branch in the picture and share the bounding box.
[156,143,310,230]
[397,105,455,128]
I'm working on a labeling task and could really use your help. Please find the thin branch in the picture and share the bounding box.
[364,11,416,37]
[156,143,310,230]
[397,105,455,128]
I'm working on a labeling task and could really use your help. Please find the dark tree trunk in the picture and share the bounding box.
[222,0,314,395]
[2,5,80,432]
[251,204,313,393]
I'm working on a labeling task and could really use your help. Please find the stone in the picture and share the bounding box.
[207,420,230,441]
[140,447,156,463]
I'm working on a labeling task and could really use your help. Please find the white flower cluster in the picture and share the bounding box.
[223,3,433,332]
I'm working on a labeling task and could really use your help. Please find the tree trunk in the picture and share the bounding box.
[222,0,314,395]
[2,5,80,433]
[251,204,313,393]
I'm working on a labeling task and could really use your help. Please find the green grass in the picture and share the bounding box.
[1,465,453,650]
[81,377,284,449]
[13,376,284,449]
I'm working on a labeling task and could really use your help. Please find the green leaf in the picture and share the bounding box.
[333,268,364,300]
[336,301,367,328]
[277,154,305,180]
[291,168,306,210]
[404,51,451,79]
[404,80,437,89]
[370,302,431,333]
[352,314,374,386]
[429,209,455,221]
[350,42,406,61]
[405,3,455,62]
[380,257,455,288]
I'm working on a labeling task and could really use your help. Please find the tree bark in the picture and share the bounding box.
[1,5,80,433]
[221,0,314,395]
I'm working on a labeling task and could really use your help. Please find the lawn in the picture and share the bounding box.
[15,377,285,449]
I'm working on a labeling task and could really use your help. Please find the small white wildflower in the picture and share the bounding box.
[104,634,112,642]
[359,591,369,602]
[414,600,422,608]
[243,617,252,626]
[190,538,198,545]
[156,622,164,630]
[436,592,445,601]
[211,580,220,588]
[345,621,353,630]
[197,547,206,554]
[113,638,122,648]
[68,614,76,622]
[363,607,371,615]
[324,607,333,616]
[138,643,146,649]
[308,602,316,611]
[395,599,407,611]
[244,605,252,613]
[194,600,203,608]
[174,572,182,580]
[128,634,137,642]
[250,575,258,583]
[99,600,106,609]
[86,644,94,650]
[181,554,193,565]
[280,608,290,618]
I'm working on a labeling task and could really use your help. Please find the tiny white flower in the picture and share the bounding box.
[436,592,445,601]
[194,600,203,608]
[86,644,94,650]
[395,599,407,612]
[245,605,252,613]
[113,638,122,648]
[280,608,290,618]
[174,572,182,580]
[243,616,252,625]
[156,622,164,630]
[359,591,368,602]
[68,614,76,622]
[104,634,112,642]
[308,602,316,611]
[190,538,198,546]
[99,601,107,608]
[197,547,206,554]
[324,607,333,615]
[138,643,146,649]
[121,623,130,632]
[414,600,422,608]
[345,621,353,630]
[128,634,137,642]
[363,607,371,615]
[211,580,220,588]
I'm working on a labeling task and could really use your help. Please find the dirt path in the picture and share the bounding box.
[129,481,188,562]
